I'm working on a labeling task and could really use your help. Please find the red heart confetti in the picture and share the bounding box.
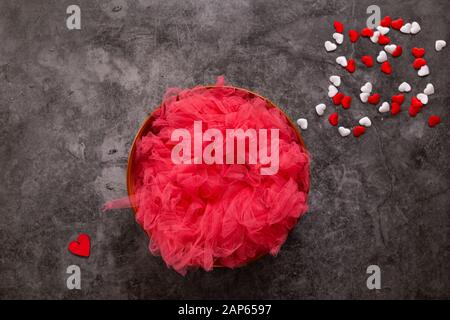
[361,27,374,37]
[334,21,344,33]
[346,59,356,73]
[381,61,392,74]
[412,47,425,58]
[348,29,359,42]
[391,18,404,30]
[390,102,401,115]
[409,104,421,117]
[332,92,344,105]
[328,112,339,126]
[316,16,441,138]
[361,55,374,67]
[411,96,424,109]
[353,126,366,137]
[68,234,91,257]
[378,34,390,45]
[380,16,391,27]
[413,58,427,70]
[341,95,352,109]
[392,94,405,105]
[368,93,381,105]
[392,45,403,57]
[428,115,441,127]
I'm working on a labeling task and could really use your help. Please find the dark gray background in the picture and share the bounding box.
[0,0,449,299]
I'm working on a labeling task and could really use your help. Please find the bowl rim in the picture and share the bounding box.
[126,85,306,214]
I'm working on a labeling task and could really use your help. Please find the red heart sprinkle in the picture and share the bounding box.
[353,126,366,137]
[409,104,421,117]
[380,16,391,27]
[392,94,405,105]
[381,61,392,75]
[412,47,425,58]
[391,18,404,30]
[428,115,441,127]
[332,92,344,105]
[413,58,427,70]
[328,112,339,126]
[411,96,424,109]
[390,102,401,115]
[361,55,374,67]
[378,34,390,45]
[368,93,381,105]
[334,21,344,33]
[392,45,403,57]
[346,59,356,73]
[361,27,374,37]
[68,234,91,257]
[341,95,352,109]
[348,29,359,42]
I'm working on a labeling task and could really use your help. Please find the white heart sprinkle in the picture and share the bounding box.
[384,44,396,54]
[333,32,344,45]
[400,23,412,34]
[377,26,390,35]
[315,103,326,116]
[325,41,337,52]
[378,102,390,113]
[296,118,308,130]
[338,126,351,137]
[328,85,338,98]
[424,83,435,95]
[360,82,373,93]
[377,50,387,63]
[418,65,430,77]
[398,82,411,93]
[360,92,369,103]
[336,56,348,67]
[417,93,428,105]
[410,21,421,34]
[435,40,446,52]
[370,31,380,43]
[359,116,372,127]
[329,75,341,87]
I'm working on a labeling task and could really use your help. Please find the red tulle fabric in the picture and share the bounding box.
[130,79,310,274]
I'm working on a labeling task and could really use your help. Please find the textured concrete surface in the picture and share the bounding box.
[0,0,449,299]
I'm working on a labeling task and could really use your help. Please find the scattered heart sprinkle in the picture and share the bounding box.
[398,82,411,92]
[329,75,341,87]
[377,50,387,63]
[328,112,339,126]
[353,126,366,137]
[400,23,412,34]
[424,83,434,95]
[410,21,421,34]
[435,40,446,52]
[325,41,337,52]
[338,126,351,137]
[333,32,344,45]
[312,15,443,137]
[418,65,430,77]
[336,56,348,67]
[328,85,338,97]
[416,93,428,105]
[297,118,308,130]
[315,103,326,116]
[359,116,372,127]
[428,115,441,127]
[379,102,390,113]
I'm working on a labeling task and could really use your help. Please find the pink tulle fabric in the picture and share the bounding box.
[130,79,310,274]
